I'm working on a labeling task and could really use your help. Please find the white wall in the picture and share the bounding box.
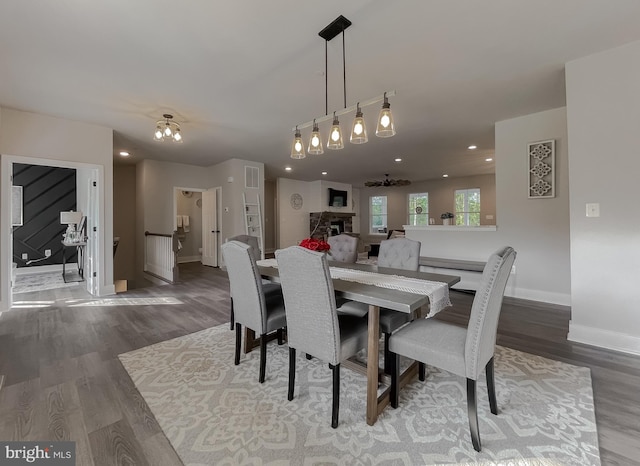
[406,107,571,305]
[277,177,312,248]
[276,178,354,248]
[0,108,114,310]
[566,40,640,355]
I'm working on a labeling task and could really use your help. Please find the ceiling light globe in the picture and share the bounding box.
[311,135,320,147]
[380,114,390,128]
[354,122,363,135]
[173,131,182,142]
[295,141,302,152]
[164,125,173,137]
[331,129,340,142]
[154,127,163,140]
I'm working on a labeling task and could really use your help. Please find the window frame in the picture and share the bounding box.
[407,192,429,226]
[369,195,388,234]
[454,188,481,226]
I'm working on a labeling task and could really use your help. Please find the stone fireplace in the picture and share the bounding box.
[309,211,355,239]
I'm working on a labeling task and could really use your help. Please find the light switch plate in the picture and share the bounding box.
[586,203,600,217]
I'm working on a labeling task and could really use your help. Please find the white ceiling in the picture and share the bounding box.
[2,1,640,186]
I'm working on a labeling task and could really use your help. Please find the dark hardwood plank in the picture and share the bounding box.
[0,264,638,465]
[88,419,150,466]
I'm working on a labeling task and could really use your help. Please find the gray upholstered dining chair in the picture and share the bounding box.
[227,234,279,330]
[327,234,358,263]
[377,237,421,373]
[275,246,368,428]
[221,241,287,383]
[389,246,516,452]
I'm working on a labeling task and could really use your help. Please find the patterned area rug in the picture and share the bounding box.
[12,271,80,294]
[119,325,600,465]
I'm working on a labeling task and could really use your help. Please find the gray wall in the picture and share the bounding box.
[566,39,640,354]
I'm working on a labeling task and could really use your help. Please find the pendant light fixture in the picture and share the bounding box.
[290,15,396,158]
[290,126,305,159]
[327,112,344,150]
[350,103,368,144]
[376,93,396,138]
[308,119,324,154]
[153,114,183,143]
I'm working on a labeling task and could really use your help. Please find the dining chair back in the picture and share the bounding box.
[227,234,269,330]
[389,246,516,451]
[228,234,261,262]
[376,237,422,373]
[327,234,358,263]
[378,237,420,270]
[221,241,286,383]
[275,245,368,428]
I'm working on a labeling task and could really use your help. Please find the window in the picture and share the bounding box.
[370,195,387,234]
[455,188,481,226]
[408,193,429,226]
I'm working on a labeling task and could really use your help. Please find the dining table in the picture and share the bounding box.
[257,259,460,426]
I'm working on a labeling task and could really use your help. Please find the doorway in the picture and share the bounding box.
[173,186,221,269]
[2,155,102,311]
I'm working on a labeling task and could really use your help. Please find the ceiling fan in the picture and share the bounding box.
[364,174,411,187]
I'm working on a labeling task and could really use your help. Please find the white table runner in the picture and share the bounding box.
[257,259,452,317]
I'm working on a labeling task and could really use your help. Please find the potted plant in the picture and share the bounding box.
[440,212,454,225]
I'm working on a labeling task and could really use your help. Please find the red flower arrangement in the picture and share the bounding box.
[299,237,331,252]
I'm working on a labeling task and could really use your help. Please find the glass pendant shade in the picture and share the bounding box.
[327,114,344,150]
[308,120,324,154]
[154,114,183,142]
[290,127,306,159]
[350,104,368,144]
[376,94,396,138]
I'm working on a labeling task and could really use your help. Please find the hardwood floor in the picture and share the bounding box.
[1,263,639,465]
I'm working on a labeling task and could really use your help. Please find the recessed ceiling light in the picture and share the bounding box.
[485,158,493,162]
[468,145,477,150]
[442,174,449,178]
[394,158,402,162]
[285,167,292,171]
[321,171,328,175]
[119,151,130,157]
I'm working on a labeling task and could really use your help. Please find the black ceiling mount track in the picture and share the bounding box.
[318,15,352,41]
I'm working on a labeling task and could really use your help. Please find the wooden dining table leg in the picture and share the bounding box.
[366,304,380,426]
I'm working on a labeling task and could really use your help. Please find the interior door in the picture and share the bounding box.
[202,189,218,267]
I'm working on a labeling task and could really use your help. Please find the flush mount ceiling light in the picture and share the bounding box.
[154,114,183,143]
[290,15,396,159]
[364,173,411,187]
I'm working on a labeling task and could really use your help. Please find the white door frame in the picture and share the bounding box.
[1,155,103,312]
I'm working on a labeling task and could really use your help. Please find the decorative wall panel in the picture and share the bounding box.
[528,140,555,198]
[13,164,77,267]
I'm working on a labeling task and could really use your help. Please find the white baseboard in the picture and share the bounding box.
[420,265,571,306]
[569,322,640,356]
[15,264,64,275]
[505,287,571,307]
[177,255,201,264]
